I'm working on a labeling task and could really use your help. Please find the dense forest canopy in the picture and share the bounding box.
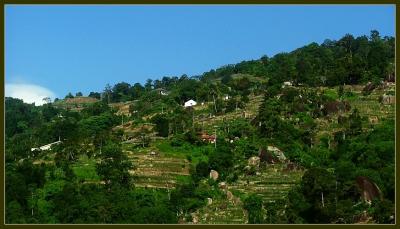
[5,31,395,224]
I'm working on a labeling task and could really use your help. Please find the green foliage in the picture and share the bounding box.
[208,142,234,179]
[370,199,395,223]
[192,161,209,182]
[96,142,134,189]
[5,30,394,224]
[150,113,169,137]
[243,194,263,224]
[65,92,74,99]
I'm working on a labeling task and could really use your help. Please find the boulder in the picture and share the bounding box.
[232,196,241,206]
[248,156,260,167]
[209,170,219,181]
[207,198,213,205]
[356,176,382,204]
[218,182,227,190]
[191,213,199,224]
[226,190,234,200]
[368,116,379,124]
[259,148,276,164]
[267,146,286,162]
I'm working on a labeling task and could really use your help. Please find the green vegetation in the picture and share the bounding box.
[5,31,394,224]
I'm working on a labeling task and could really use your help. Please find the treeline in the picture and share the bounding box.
[62,30,394,104]
[201,30,394,86]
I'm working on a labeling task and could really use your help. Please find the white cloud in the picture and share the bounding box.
[5,83,56,106]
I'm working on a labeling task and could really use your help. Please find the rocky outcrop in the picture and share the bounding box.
[210,170,219,181]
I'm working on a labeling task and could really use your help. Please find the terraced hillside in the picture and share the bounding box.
[195,196,248,224]
[193,163,304,224]
[314,84,395,143]
[349,84,395,120]
[53,96,99,111]
[124,147,190,189]
[194,94,264,132]
[228,164,304,203]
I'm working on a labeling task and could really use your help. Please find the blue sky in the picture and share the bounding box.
[5,5,395,104]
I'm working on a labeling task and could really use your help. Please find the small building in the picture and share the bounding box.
[200,132,216,144]
[282,81,293,88]
[149,151,158,157]
[31,140,62,152]
[184,99,197,107]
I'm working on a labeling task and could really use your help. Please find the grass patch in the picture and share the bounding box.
[72,155,100,181]
[154,140,210,165]
[176,175,191,185]
[324,88,338,100]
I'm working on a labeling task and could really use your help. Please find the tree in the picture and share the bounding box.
[96,143,134,189]
[208,142,234,179]
[348,108,362,136]
[88,92,101,99]
[42,97,52,104]
[129,83,145,99]
[298,167,337,223]
[65,93,74,99]
[103,84,112,104]
[112,82,131,102]
[371,198,395,223]
[192,161,209,182]
[75,92,83,97]
[151,114,169,137]
[145,79,153,91]
[244,194,263,224]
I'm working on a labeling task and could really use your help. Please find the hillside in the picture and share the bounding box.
[5,31,395,224]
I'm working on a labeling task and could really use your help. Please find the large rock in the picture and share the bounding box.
[248,156,260,167]
[209,170,219,181]
[191,213,199,224]
[368,116,379,124]
[218,182,227,190]
[356,176,382,204]
[233,196,241,206]
[267,146,287,162]
[226,190,234,200]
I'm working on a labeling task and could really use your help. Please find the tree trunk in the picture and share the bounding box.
[213,94,217,114]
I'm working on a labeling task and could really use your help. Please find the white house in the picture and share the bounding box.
[31,140,62,152]
[282,81,293,88]
[184,99,197,107]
